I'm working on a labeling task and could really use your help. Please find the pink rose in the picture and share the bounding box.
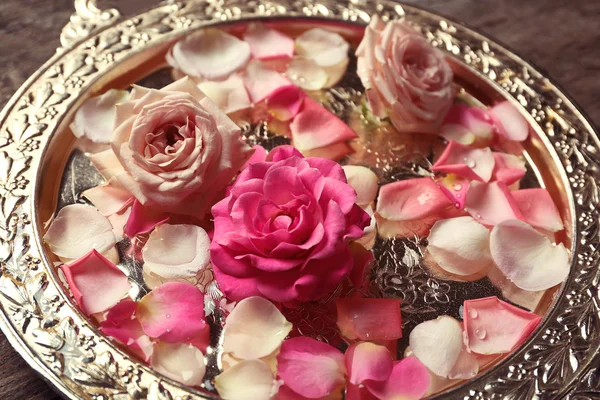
[210,146,370,304]
[103,78,252,218]
[356,16,454,133]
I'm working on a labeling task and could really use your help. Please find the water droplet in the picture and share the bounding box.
[455,202,460,208]
[456,194,461,198]
[166,328,171,333]
[166,314,171,318]
[464,157,476,168]
[476,213,482,219]
[453,183,462,191]
[469,309,478,318]
[475,329,487,339]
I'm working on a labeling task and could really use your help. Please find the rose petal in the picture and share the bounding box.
[409,316,463,377]
[464,181,522,226]
[222,296,292,360]
[142,224,210,280]
[491,153,526,185]
[70,89,128,143]
[441,105,494,146]
[290,98,357,151]
[432,141,495,182]
[244,60,292,103]
[487,265,545,311]
[512,188,564,232]
[488,101,529,142]
[277,337,346,399]
[88,149,125,181]
[345,342,393,385]
[44,204,117,261]
[243,23,294,60]
[124,200,169,238]
[300,141,354,161]
[463,296,542,354]
[336,298,402,341]
[437,174,469,210]
[215,359,277,400]
[295,28,349,87]
[137,282,210,349]
[266,85,306,121]
[366,357,431,400]
[61,249,130,315]
[342,165,378,207]
[490,219,570,291]
[83,180,133,216]
[241,145,268,170]
[108,206,131,242]
[197,74,251,114]
[166,29,251,80]
[427,216,493,276]
[100,299,153,361]
[151,342,206,387]
[286,58,329,91]
[447,346,479,380]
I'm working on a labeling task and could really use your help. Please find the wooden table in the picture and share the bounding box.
[0,0,598,398]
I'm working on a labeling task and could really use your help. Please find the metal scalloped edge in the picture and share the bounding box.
[59,0,121,52]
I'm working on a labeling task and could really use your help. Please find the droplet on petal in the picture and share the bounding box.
[437,174,469,210]
[243,23,295,60]
[490,219,570,291]
[463,296,542,354]
[336,298,402,341]
[215,359,278,400]
[295,28,350,87]
[286,58,329,91]
[432,141,495,182]
[151,342,206,387]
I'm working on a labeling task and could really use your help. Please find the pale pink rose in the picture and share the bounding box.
[210,146,370,304]
[356,16,454,133]
[103,78,253,218]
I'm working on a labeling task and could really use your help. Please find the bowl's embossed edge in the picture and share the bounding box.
[0,1,598,399]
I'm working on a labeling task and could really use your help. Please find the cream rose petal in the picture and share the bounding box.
[88,149,126,181]
[295,28,349,87]
[427,216,493,276]
[150,342,206,387]
[222,296,292,360]
[489,219,570,291]
[244,60,292,103]
[166,29,251,80]
[215,359,277,400]
[197,74,251,114]
[70,89,128,143]
[286,58,329,91]
[83,180,133,216]
[409,316,464,378]
[142,224,210,280]
[342,165,378,207]
[44,204,117,261]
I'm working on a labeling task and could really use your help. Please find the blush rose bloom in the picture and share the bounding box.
[356,16,454,133]
[210,146,370,304]
[99,78,252,218]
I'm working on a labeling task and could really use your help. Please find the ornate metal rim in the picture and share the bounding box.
[0,1,598,399]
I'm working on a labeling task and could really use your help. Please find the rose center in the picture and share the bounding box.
[163,124,184,146]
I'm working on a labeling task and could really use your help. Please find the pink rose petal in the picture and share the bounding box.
[491,152,526,185]
[342,165,379,207]
[366,357,431,400]
[88,149,125,181]
[241,145,268,170]
[266,85,306,121]
[488,101,529,142]
[197,74,252,114]
[137,282,209,350]
[124,200,169,238]
[441,105,494,146]
[222,296,292,360]
[243,23,294,60]
[463,296,542,354]
[437,174,469,210]
[166,29,251,80]
[336,298,402,341]
[290,98,357,151]
[61,249,130,315]
[150,342,206,387]
[286,58,329,91]
[432,141,495,182]
[100,299,153,361]
[409,316,463,377]
[345,342,393,385]
[83,180,133,216]
[512,188,564,232]
[300,141,354,161]
[464,181,522,226]
[277,337,346,399]
[244,60,292,103]
[215,359,277,400]
[71,89,128,144]
[489,219,570,291]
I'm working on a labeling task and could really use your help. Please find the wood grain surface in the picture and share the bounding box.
[0,1,598,399]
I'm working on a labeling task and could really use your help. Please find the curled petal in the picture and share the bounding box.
[124,200,169,238]
[437,174,469,210]
[488,101,529,142]
[441,105,494,146]
[432,141,495,182]
[342,165,378,207]
[151,342,206,387]
[137,282,209,349]
[166,29,251,80]
[490,219,570,291]
[290,98,357,151]
[197,74,251,114]
[244,23,294,60]
[409,316,463,377]
[491,152,526,185]
[464,181,522,226]
[83,180,133,216]
[463,296,542,354]
[286,58,329,91]
[336,298,402,341]
[71,89,128,143]
[345,342,393,385]
[100,300,153,361]
[427,216,493,276]
[277,337,346,399]
[61,250,130,315]
[215,359,277,400]
[244,60,292,103]
[44,204,117,262]
[512,188,564,232]
[267,85,306,121]
[222,296,292,360]
[366,357,431,400]
[142,224,210,280]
